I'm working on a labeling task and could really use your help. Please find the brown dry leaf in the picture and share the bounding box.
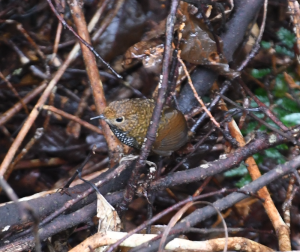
[123,2,239,78]
[123,39,165,75]
[179,2,239,79]
[96,193,121,252]
[284,72,300,90]
[235,197,258,218]
[97,193,121,233]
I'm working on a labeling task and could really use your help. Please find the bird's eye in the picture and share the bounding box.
[115,117,124,123]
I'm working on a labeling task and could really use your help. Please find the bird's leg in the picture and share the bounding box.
[136,161,157,203]
[120,154,158,207]
[119,154,140,164]
[76,169,101,195]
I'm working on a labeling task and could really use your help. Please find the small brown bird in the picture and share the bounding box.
[91,99,188,156]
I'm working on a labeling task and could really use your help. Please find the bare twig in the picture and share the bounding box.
[93,0,125,41]
[287,0,300,63]
[3,128,44,182]
[191,81,230,133]
[43,105,103,135]
[71,232,273,252]
[0,51,73,177]
[0,177,41,252]
[16,160,131,238]
[66,86,92,138]
[106,189,228,252]
[0,83,46,127]
[282,176,298,228]
[237,0,268,71]
[50,0,65,63]
[118,0,180,211]
[218,93,295,140]
[0,72,29,114]
[159,201,228,252]
[67,0,124,166]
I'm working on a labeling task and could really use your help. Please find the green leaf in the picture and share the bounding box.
[264,148,283,159]
[275,45,294,57]
[276,144,288,150]
[250,98,269,109]
[252,111,265,119]
[261,41,272,49]
[274,74,288,97]
[253,153,264,165]
[236,174,252,188]
[251,92,270,105]
[224,163,248,177]
[273,106,289,119]
[281,113,300,126]
[264,148,286,164]
[277,157,286,164]
[254,88,268,96]
[265,119,280,130]
[277,98,300,112]
[223,164,252,188]
[202,95,211,103]
[277,27,295,49]
[251,68,271,79]
[241,121,258,135]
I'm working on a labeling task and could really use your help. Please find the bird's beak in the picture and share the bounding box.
[90,114,105,120]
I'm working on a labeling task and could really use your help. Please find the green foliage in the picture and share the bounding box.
[236,174,252,188]
[275,144,288,150]
[261,28,295,57]
[241,121,258,135]
[264,148,286,164]
[224,163,248,177]
[277,97,300,112]
[202,95,211,104]
[254,144,286,165]
[231,26,299,189]
[253,153,264,165]
[251,68,271,79]
[261,41,272,49]
[275,45,295,57]
[273,106,289,119]
[276,27,295,49]
[224,163,251,188]
[274,28,295,57]
[282,113,300,126]
[252,89,270,105]
[223,146,287,188]
[254,87,268,97]
[274,74,289,97]
[243,81,299,132]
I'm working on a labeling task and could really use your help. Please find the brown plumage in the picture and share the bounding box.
[97,99,188,156]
